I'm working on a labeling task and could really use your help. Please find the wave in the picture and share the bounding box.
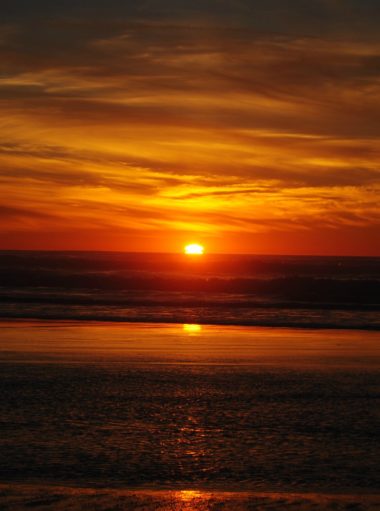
[1,251,379,329]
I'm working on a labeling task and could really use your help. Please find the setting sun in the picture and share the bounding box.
[184,243,204,255]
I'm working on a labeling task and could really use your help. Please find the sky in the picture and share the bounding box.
[0,0,379,255]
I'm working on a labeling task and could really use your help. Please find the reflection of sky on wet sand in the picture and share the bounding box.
[1,485,379,510]
[177,489,203,502]
[160,490,380,510]
[0,321,379,368]
[174,490,212,510]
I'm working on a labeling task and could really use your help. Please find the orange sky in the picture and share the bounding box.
[0,1,379,255]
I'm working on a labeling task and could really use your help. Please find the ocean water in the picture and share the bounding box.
[1,252,379,501]
[0,251,379,329]
[0,322,379,493]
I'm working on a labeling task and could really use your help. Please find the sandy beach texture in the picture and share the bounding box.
[1,321,379,509]
[1,484,379,511]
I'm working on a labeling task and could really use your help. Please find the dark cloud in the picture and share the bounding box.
[3,1,380,38]
[0,204,55,220]
[1,17,379,142]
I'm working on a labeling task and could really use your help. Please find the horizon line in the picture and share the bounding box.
[0,249,378,258]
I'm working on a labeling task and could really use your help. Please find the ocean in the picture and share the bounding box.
[0,251,379,329]
[1,252,379,509]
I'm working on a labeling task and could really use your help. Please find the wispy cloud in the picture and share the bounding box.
[0,2,379,253]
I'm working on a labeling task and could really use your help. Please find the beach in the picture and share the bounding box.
[0,321,379,509]
[1,484,380,510]
[2,0,380,504]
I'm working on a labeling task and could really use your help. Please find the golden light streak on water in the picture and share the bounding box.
[183,324,202,334]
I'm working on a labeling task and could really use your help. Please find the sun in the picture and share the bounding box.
[184,243,204,255]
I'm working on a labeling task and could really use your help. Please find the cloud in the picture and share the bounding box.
[0,6,379,253]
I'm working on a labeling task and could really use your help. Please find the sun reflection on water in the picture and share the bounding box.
[176,490,203,502]
[183,324,202,334]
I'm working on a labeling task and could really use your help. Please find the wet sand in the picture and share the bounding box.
[1,321,379,509]
[1,320,380,367]
[1,484,379,511]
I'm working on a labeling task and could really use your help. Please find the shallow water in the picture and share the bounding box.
[0,322,379,493]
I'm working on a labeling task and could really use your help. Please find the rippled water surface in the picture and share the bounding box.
[0,322,379,493]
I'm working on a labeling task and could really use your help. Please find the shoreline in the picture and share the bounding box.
[0,315,379,331]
